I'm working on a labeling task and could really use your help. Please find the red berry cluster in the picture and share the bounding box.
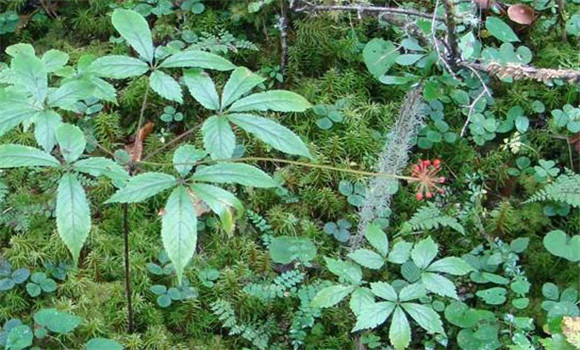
[409,159,446,200]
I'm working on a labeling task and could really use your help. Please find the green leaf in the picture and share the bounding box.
[0,144,59,168]
[370,281,397,301]
[399,282,427,302]
[401,302,444,334]
[227,113,312,159]
[353,301,395,331]
[162,186,198,285]
[349,287,374,316]
[363,38,400,78]
[48,80,94,111]
[364,223,388,256]
[55,123,86,163]
[193,163,277,188]
[87,338,123,350]
[515,116,529,133]
[228,90,311,113]
[390,306,411,350]
[0,103,39,138]
[543,230,580,262]
[421,272,459,299]
[89,77,117,103]
[427,257,474,275]
[476,287,507,305]
[33,308,81,334]
[269,236,316,264]
[172,144,206,177]
[310,285,355,308]
[325,257,362,285]
[388,241,413,264]
[486,17,520,43]
[6,43,35,57]
[89,55,149,79]
[112,9,154,62]
[5,325,33,350]
[106,172,177,203]
[149,70,183,103]
[510,237,529,253]
[221,67,266,108]
[348,249,384,269]
[202,116,235,160]
[158,50,235,70]
[191,183,243,233]
[73,157,130,186]
[411,236,438,269]
[12,53,48,103]
[56,173,91,264]
[42,49,69,72]
[183,69,219,109]
[34,110,62,152]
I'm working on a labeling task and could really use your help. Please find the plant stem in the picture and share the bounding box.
[122,202,135,333]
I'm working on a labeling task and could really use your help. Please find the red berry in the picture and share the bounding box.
[416,192,423,200]
[433,159,441,167]
[426,191,433,198]
[439,176,446,183]
[423,160,431,166]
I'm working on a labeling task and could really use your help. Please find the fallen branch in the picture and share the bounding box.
[468,63,580,85]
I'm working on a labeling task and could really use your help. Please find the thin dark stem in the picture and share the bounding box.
[122,202,135,333]
[441,0,459,68]
[135,82,151,142]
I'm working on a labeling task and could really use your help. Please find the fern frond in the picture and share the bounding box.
[400,203,465,235]
[526,171,580,208]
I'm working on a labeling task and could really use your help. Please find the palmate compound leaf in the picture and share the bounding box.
[353,301,396,331]
[221,67,266,109]
[73,157,130,187]
[89,55,150,79]
[190,183,242,234]
[183,69,219,110]
[427,257,474,275]
[149,70,183,103]
[227,90,312,113]
[192,163,278,188]
[0,144,60,168]
[310,285,355,308]
[421,272,460,299]
[111,9,154,62]
[202,116,235,160]
[411,236,439,269]
[158,50,235,71]
[106,172,177,203]
[401,302,444,334]
[348,249,384,269]
[162,186,198,285]
[390,306,411,350]
[56,173,91,264]
[227,113,312,159]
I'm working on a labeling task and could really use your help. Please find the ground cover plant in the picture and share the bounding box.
[0,0,578,348]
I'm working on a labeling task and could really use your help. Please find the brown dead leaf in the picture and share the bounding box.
[508,4,535,25]
[562,316,580,348]
[125,121,155,163]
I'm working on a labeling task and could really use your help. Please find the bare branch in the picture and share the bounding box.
[469,63,580,85]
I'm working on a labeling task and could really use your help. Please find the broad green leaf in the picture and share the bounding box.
[353,301,395,331]
[172,144,206,177]
[0,103,39,137]
[6,43,35,57]
[33,308,81,334]
[324,257,362,285]
[6,325,33,350]
[543,230,580,262]
[390,306,411,350]
[364,223,388,256]
[399,282,427,302]
[201,116,235,160]
[221,67,266,108]
[311,285,355,308]
[411,236,438,269]
[401,302,444,334]
[161,186,198,284]
[486,17,520,43]
[427,257,474,275]
[89,77,117,103]
[476,287,507,305]
[89,55,149,79]
[56,173,91,264]
[193,163,277,188]
[348,249,384,269]
[73,157,130,186]
[191,183,243,233]
[149,70,183,103]
[112,9,154,62]
[227,113,312,159]
[183,69,219,109]
[349,287,374,316]
[12,53,48,103]
[55,123,86,163]
[48,80,94,110]
[363,39,400,78]
[370,282,397,301]
[106,172,177,203]
[228,90,311,113]
[269,236,316,264]
[388,241,413,264]
[34,110,62,152]
[158,50,235,70]
[42,50,69,72]
[421,272,459,299]
[87,338,123,350]
[0,144,59,168]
